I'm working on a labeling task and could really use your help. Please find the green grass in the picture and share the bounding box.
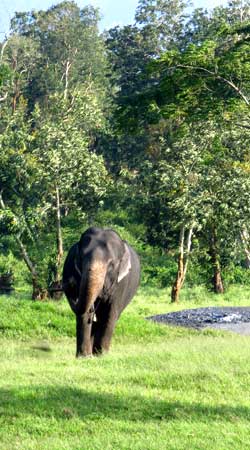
[1,285,250,449]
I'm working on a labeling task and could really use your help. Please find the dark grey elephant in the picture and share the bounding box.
[63,227,140,357]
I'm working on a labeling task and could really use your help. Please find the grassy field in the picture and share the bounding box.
[1,285,250,449]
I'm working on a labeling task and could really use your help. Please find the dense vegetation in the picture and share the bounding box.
[0,0,250,301]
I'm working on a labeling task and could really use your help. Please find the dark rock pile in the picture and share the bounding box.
[148,307,250,335]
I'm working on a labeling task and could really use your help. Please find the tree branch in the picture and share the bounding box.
[175,64,250,106]
[234,122,250,130]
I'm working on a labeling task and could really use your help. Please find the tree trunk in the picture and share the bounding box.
[241,228,250,269]
[63,60,71,100]
[12,71,19,114]
[55,186,63,283]
[210,227,224,294]
[171,225,194,303]
[48,186,64,299]
[16,235,47,299]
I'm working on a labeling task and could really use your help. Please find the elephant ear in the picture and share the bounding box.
[74,244,82,277]
[118,243,131,283]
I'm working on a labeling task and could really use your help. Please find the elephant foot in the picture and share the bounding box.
[93,344,110,356]
[76,351,93,358]
[93,348,104,357]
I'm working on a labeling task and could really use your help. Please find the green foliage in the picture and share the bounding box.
[32,89,110,216]
[142,256,177,287]
[151,23,250,122]
[223,264,250,286]
[0,63,12,85]
[0,63,13,100]
[10,1,108,109]
[0,252,16,274]
[1,0,250,298]
[135,0,189,51]
[0,1,112,294]
[0,209,20,234]
[112,9,250,296]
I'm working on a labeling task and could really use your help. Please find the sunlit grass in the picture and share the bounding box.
[0,285,250,449]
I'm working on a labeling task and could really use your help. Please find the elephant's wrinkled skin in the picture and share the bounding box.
[63,227,140,357]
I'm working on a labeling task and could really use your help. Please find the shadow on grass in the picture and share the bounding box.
[0,386,249,423]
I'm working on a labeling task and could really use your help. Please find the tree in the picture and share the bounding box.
[136,124,206,301]
[0,1,110,297]
[10,2,108,110]
[198,122,250,292]
[32,85,110,284]
[0,32,40,113]
[184,1,250,47]
[135,0,189,52]
[104,0,190,172]
[108,3,250,298]
[150,22,250,124]
[0,101,47,298]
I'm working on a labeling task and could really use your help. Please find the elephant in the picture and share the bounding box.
[63,227,140,357]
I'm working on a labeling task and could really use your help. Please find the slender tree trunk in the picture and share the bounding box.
[11,64,19,114]
[171,226,185,303]
[241,228,250,269]
[16,235,44,299]
[171,225,194,303]
[210,226,224,294]
[63,60,71,100]
[12,90,18,114]
[55,186,63,283]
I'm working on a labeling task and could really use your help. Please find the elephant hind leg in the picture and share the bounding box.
[91,322,101,354]
[93,324,114,355]
[93,305,117,355]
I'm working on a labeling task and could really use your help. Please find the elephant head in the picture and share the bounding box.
[67,227,131,314]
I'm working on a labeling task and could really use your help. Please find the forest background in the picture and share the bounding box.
[0,0,250,303]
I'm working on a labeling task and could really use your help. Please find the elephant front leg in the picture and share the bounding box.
[76,314,93,357]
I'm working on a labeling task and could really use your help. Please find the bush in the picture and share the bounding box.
[141,255,176,287]
[0,251,16,274]
[222,264,250,286]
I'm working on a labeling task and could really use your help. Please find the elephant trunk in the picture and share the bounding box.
[75,259,107,357]
[78,259,107,316]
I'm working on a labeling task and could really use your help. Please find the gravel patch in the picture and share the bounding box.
[148,307,250,335]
